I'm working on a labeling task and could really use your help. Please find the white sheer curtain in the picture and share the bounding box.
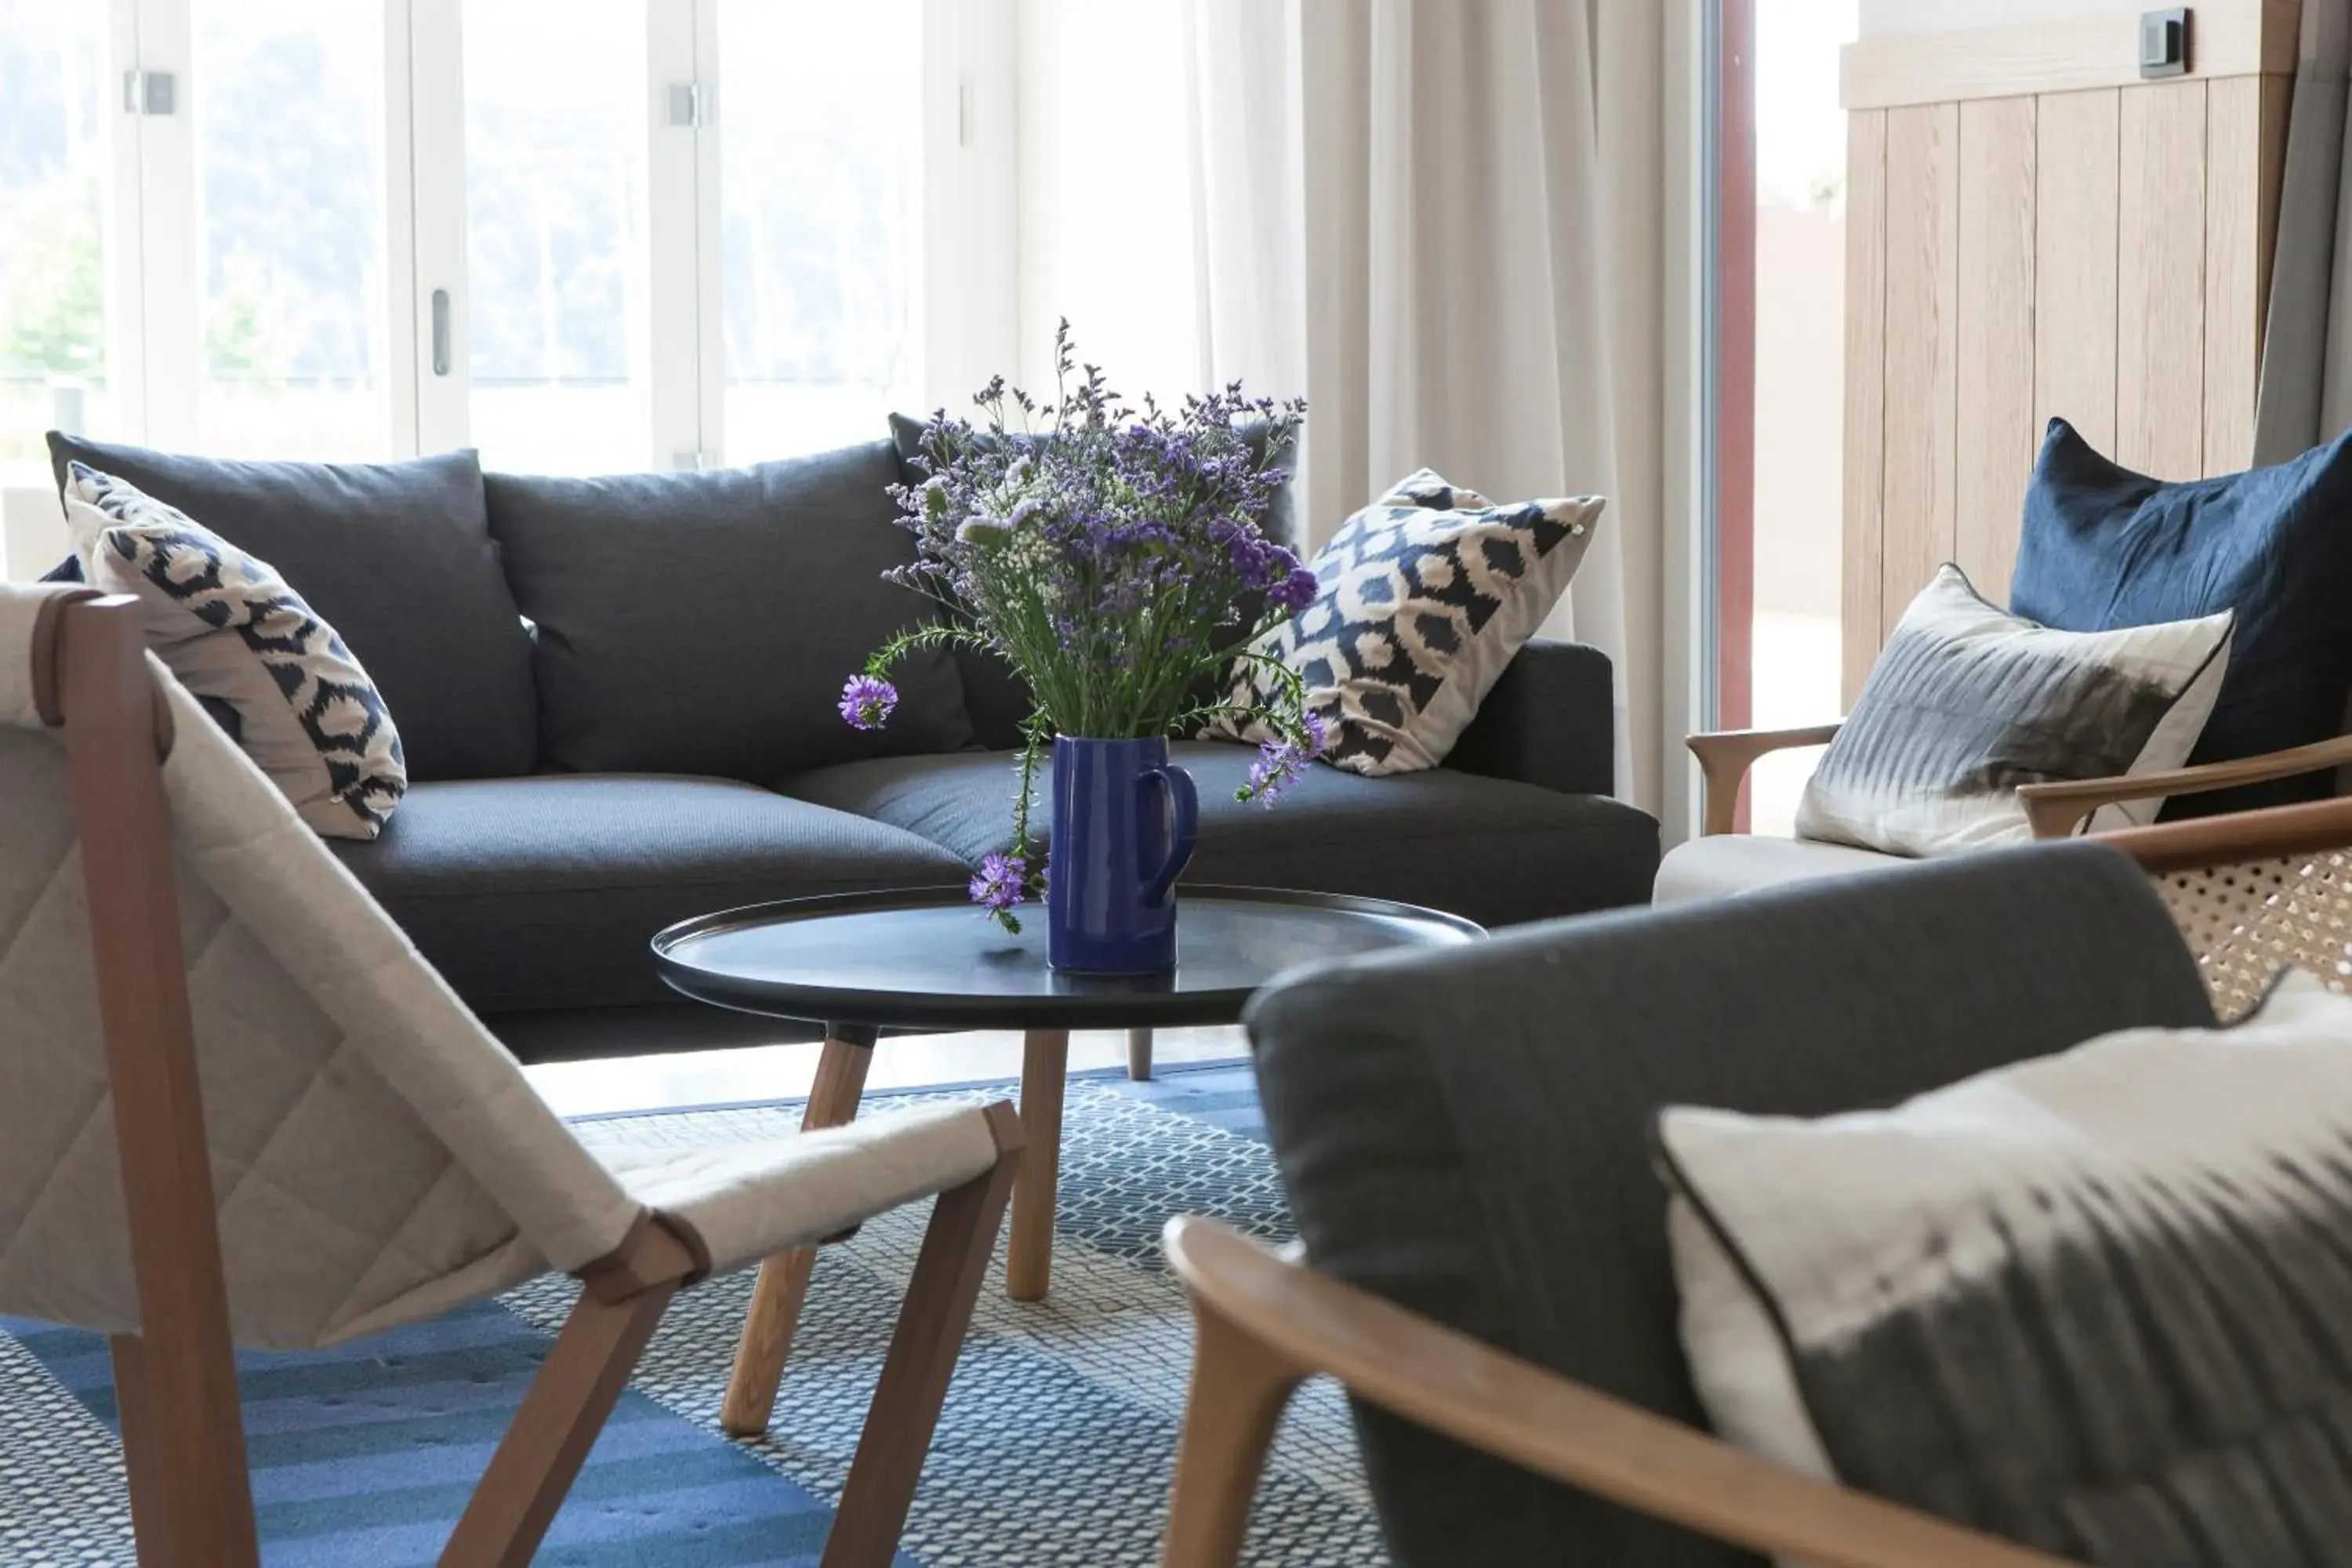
[1181,0,1663,807]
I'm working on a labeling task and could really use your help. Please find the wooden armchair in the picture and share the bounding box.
[1165,799,2352,1565]
[1687,721,2352,841]
[3,585,1023,1567]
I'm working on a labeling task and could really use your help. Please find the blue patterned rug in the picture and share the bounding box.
[0,1062,1384,1566]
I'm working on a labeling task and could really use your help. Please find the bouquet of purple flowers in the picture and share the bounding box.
[841,324,1325,931]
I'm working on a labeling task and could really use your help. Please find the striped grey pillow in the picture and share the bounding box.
[1798,564,2231,855]
[1658,970,2352,1567]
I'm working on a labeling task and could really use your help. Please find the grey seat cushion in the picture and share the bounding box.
[46,434,535,780]
[1243,843,2216,1566]
[485,441,974,781]
[781,740,1659,926]
[329,775,969,1015]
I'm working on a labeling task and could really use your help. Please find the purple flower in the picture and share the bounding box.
[839,673,898,730]
[1301,710,1331,756]
[969,851,1028,913]
[1238,717,1330,808]
[1268,566,1318,615]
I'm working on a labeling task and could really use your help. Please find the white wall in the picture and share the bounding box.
[1859,0,2128,32]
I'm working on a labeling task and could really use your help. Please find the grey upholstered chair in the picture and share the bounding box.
[1162,810,2352,1566]
[0,583,1023,1567]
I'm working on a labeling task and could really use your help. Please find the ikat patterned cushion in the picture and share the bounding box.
[64,462,405,839]
[1205,469,1602,775]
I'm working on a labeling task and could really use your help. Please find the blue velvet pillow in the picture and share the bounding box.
[2009,418,2352,815]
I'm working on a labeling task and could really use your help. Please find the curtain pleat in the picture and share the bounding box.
[1186,0,1660,805]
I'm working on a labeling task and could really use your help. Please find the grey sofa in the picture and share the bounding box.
[46,430,1661,1061]
[1243,841,2212,1566]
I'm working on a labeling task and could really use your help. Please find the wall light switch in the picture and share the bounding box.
[2140,8,2189,78]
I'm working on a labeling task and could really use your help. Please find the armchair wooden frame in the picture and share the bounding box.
[1687,722,2352,840]
[36,592,1025,1568]
[1163,795,2352,1565]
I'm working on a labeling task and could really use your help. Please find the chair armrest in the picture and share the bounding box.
[2016,735,2352,840]
[1444,639,1617,797]
[1686,724,1843,836]
[1163,1216,2066,1568]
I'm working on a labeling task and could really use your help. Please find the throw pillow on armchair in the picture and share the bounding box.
[1796,564,2231,857]
[2010,417,2352,816]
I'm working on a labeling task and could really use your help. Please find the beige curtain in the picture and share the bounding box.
[2253,0,2352,463]
[1184,0,1668,810]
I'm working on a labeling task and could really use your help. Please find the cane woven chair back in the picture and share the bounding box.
[2100,800,2352,1023]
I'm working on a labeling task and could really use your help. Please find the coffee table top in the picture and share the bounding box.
[652,885,1483,1032]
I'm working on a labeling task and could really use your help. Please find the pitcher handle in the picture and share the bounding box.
[1138,764,1199,906]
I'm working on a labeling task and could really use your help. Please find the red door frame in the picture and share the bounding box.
[1715,0,1758,824]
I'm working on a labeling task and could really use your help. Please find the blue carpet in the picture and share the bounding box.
[0,1058,1379,1567]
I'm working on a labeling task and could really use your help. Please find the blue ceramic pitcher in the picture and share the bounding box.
[1047,736,1200,973]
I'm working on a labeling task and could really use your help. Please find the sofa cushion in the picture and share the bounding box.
[328,775,969,1014]
[47,433,535,780]
[780,740,1660,927]
[1651,833,1907,904]
[1205,470,1602,775]
[485,441,974,780]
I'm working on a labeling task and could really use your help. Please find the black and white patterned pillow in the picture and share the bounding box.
[64,463,405,839]
[1205,469,1602,774]
[1798,564,2232,855]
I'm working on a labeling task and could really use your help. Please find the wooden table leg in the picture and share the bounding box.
[1007,1027,1069,1301]
[1127,1026,1153,1081]
[720,1024,876,1439]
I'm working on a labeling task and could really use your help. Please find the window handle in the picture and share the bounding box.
[430,289,451,376]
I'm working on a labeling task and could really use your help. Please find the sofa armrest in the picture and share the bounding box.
[1685,724,1843,836]
[1163,1217,2068,1568]
[1443,638,1616,796]
[2017,734,2352,840]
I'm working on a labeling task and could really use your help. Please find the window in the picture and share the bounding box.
[0,0,1007,475]
[0,0,111,463]
[717,0,924,461]
[193,0,390,459]
[461,0,644,474]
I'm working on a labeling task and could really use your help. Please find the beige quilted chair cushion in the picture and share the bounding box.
[0,583,1000,1348]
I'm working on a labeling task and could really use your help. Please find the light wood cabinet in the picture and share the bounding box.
[1839,0,2297,703]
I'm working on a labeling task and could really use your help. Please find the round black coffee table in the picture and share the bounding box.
[652,884,1479,1436]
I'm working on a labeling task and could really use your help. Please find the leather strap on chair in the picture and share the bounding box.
[30,587,101,728]
[575,1209,713,1304]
